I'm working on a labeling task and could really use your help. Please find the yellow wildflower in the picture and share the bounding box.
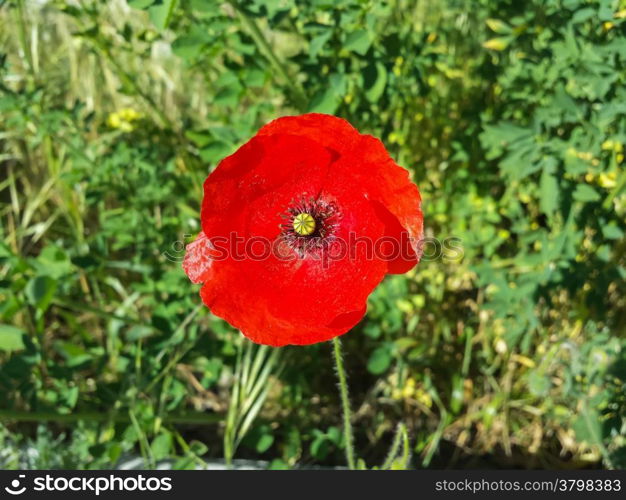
[107,108,142,132]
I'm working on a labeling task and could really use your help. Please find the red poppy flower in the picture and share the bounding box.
[183,113,423,346]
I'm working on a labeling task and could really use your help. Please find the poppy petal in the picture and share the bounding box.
[198,169,387,345]
[201,133,334,240]
[182,232,214,284]
[258,113,360,156]
[257,114,424,273]
[355,134,424,261]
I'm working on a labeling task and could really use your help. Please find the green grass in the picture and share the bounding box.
[0,0,625,469]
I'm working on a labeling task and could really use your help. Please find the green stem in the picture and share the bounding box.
[603,166,626,210]
[331,336,356,470]
[129,407,155,468]
[173,430,208,469]
[228,1,308,111]
[381,423,410,470]
[15,0,35,77]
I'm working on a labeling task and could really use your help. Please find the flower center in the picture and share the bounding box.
[292,212,316,236]
[280,197,340,256]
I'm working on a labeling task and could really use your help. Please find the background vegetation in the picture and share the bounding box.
[1,0,625,469]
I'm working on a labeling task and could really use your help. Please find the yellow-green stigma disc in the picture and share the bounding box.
[293,212,316,236]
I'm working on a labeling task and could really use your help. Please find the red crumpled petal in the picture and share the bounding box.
[182,232,213,284]
[259,114,424,273]
[258,113,360,156]
[356,135,424,260]
[201,133,333,240]
[201,279,367,346]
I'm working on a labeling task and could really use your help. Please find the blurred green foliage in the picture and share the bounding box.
[1,0,626,469]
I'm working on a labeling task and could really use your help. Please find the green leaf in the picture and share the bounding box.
[367,346,392,375]
[189,440,208,456]
[54,341,93,367]
[482,122,533,147]
[573,408,603,446]
[64,386,79,408]
[571,8,596,24]
[602,225,624,240]
[214,87,241,107]
[363,62,387,103]
[0,324,26,352]
[309,30,332,58]
[256,433,274,454]
[310,433,330,460]
[527,371,551,397]
[326,426,341,445]
[308,87,340,114]
[199,142,234,164]
[34,246,73,279]
[151,431,173,460]
[482,36,513,51]
[269,459,288,469]
[540,169,559,216]
[25,275,57,313]
[185,130,212,148]
[329,73,347,97]
[486,19,512,34]
[148,0,178,31]
[172,35,205,61]
[573,184,601,202]
[344,30,371,55]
